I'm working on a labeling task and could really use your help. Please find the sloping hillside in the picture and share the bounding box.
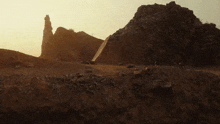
[0,49,85,72]
[0,49,48,68]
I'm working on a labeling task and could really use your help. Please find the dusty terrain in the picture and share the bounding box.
[1,2,220,123]
[1,49,220,124]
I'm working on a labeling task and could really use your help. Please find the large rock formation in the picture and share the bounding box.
[94,1,220,66]
[40,16,103,62]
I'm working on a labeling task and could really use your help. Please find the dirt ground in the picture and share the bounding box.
[1,49,220,123]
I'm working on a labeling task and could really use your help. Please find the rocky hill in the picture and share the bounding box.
[94,1,220,66]
[40,15,103,62]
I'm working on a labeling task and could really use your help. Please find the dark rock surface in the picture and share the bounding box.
[1,66,220,123]
[94,1,220,66]
[40,17,103,62]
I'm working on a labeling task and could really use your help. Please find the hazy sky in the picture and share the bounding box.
[0,0,220,57]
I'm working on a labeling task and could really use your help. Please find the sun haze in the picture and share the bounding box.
[0,0,220,57]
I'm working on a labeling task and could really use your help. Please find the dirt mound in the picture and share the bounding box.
[94,1,220,66]
[40,15,103,62]
[1,65,220,123]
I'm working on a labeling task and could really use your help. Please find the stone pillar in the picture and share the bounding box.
[40,15,53,58]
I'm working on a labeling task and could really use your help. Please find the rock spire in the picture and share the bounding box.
[41,15,53,58]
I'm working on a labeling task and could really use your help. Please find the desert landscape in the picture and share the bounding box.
[1,1,220,124]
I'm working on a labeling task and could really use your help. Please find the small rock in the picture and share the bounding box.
[60,76,65,79]
[76,73,83,78]
[81,61,89,64]
[153,80,161,88]
[178,62,184,68]
[119,71,127,76]
[161,82,172,88]
[27,63,34,68]
[145,67,150,71]
[153,80,172,88]
[96,74,103,77]
[85,69,93,73]
[133,70,142,75]
[142,67,153,75]
[15,65,21,68]
[126,64,135,68]
[89,61,96,65]
[118,63,124,66]
[154,61,157,66]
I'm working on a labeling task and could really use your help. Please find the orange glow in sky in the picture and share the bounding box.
[0,0,220,57]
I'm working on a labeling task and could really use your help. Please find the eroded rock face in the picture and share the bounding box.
[40,16,103,62]
[94,1,220,66]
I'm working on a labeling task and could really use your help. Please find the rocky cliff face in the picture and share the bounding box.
[94,1,220,66]
[40,16,103,62]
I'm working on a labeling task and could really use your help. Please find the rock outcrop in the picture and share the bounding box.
[40,16,103,62]
[94,1,220,66]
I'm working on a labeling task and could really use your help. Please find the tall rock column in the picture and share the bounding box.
[40,15,53,58]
